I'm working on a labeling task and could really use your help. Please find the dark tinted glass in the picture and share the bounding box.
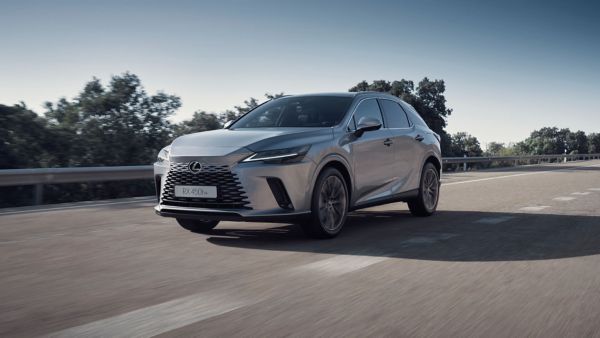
[353,99,383,127]
[399,101,427,127]
[379,99,410,128]
[232,96,353,128]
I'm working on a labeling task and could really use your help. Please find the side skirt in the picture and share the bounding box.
[349,189,419,211]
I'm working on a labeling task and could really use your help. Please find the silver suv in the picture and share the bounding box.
[154,92,441,238]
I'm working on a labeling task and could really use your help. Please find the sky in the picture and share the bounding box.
[1,0,599,147]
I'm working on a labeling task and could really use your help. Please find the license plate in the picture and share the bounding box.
[174,185,217,198]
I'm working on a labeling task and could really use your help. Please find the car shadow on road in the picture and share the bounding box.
[206,210,600,262]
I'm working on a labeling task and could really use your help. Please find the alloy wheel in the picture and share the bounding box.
[318,175,347,232]
[422,168,439,210]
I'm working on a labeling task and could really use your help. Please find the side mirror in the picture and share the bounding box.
[354,116,382,137]
[223,120,234,129]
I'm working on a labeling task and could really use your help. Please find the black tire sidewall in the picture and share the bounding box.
[419,163,439,213]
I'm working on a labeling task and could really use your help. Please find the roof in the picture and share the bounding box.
[283,92,358,98]
[280,91,399,99]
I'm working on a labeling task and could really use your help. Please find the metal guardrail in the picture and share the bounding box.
[1,154,599,205]
[442,153,600,164]
[0,166,153,205]
[443,153,600,172]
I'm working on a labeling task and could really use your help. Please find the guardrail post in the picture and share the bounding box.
[463,155,467,172]
[33,183,43,205]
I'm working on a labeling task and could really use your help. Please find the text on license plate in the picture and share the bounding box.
[174,185,217,198]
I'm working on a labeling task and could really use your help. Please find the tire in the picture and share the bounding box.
[301,167,349,238]
[408,162,440,217]
[176,218,220,233]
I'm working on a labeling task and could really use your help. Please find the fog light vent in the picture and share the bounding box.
[266,177,294,210]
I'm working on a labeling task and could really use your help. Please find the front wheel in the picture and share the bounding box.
[301,167,349,238]
[408,162,440,217]
[176,218,220,233]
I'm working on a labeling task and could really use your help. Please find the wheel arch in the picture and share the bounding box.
[311,155,353,204]
[424,155,441,177]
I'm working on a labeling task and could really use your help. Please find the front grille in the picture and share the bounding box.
[161,162,251,209]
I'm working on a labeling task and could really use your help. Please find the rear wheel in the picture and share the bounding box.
[301,167,348,238]
[408,162,440,216]
[176,218,219,233]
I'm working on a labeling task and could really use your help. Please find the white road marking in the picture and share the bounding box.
[0,197,155,216]
[444,163,600,186]
[474,216,516,224]
[571,192,591,195]
[444,172,551,186]
[588,188,600,191]
[47,291,250,338]
[553,196,576,201]
[400,233,457,245]
[296,254,388,276]
[519,206,550,212]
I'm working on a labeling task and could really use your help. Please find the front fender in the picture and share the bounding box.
[308,153,354,206]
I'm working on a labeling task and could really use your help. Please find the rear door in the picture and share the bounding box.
[348,98,396,204]
[378,99,422,192]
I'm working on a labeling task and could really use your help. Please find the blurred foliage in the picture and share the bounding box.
[589,133,600,153]
[43,72,181,166]
[448,132,483,157]
[0,103,52,169]
[1,73,179,207]
[485,127,591,157]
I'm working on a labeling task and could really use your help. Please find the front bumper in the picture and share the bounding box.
[154,158,316,222]
[154,204,310,223]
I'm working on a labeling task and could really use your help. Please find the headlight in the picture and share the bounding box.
[157,145,171,164]
[242,145,310,163]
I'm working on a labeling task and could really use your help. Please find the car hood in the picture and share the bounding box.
[170,128,333,158]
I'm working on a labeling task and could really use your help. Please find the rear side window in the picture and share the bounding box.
[352,99,383,128]
[399,101,428,128]
[378,99,411,128]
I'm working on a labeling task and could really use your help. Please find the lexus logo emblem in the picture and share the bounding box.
[188,161,203,174]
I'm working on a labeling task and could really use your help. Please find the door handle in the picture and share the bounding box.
[383,138,393,146]
[415,134,425,142]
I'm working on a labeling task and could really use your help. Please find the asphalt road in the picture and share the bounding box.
[1,160,600,337]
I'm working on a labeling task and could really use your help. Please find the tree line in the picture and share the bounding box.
[1,72,598,207]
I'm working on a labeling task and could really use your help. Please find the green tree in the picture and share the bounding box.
[0,103,51,169]
[589,133,600,153]
[518,127,588,155]
[173,111,221,137]
[449,132,483,157]
[565,130,588,154]
[43,98,85,166]
[486,142,506,156]
[44,73,181,166]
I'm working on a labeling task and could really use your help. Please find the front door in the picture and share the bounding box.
[349,98,397,205]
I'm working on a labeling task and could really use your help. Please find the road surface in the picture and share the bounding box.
[1,160,600,337]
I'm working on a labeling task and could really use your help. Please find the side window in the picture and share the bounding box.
[353,99,383,128]
[379,99,410,128]
[399,101,427,128]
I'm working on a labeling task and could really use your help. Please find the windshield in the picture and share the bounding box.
[231,95,353,128]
